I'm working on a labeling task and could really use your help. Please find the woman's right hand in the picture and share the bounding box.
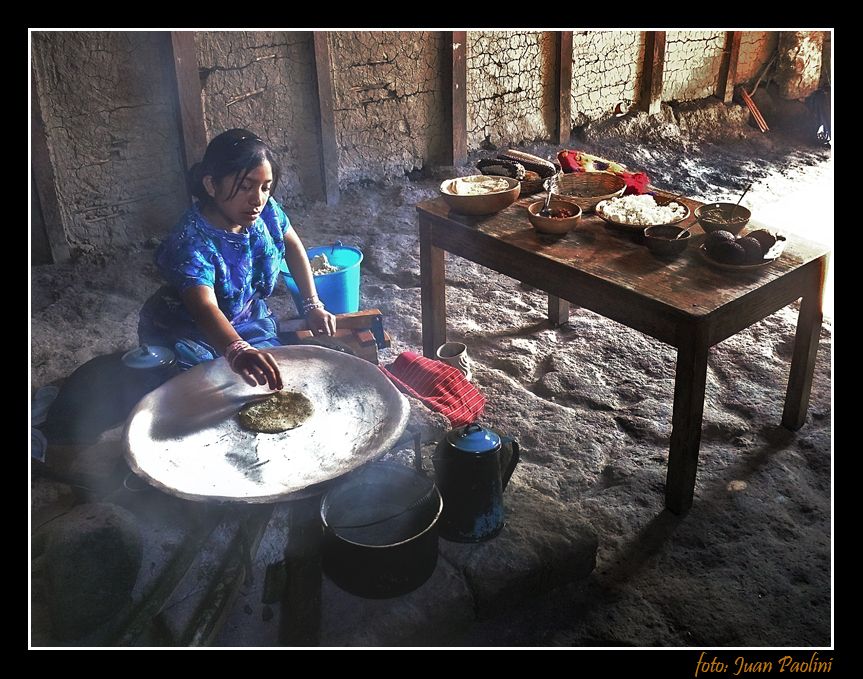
[178,287,284,390]
[231,347,283,391]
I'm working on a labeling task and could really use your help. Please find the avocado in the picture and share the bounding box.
[737,236,764,264]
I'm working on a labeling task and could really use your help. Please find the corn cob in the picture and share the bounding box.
[476,157,526,180]
[496,149,557,178]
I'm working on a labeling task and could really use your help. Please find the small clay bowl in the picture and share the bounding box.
[643,224,691,258]
[527,199,583,235]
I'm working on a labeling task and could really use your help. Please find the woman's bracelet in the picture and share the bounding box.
[302,296,325,315]
[224,339,253,369]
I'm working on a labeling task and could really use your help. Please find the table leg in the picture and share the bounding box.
[666,326,710,515]
[782,257,826,431]
[419,218,447,358]
[547,295,570,326]
[279,495,322,646]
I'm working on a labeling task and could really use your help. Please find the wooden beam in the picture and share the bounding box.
[279,496,323,646]
[716,31,742,104]
[450,31,467,165]
[181,506,274,646]
[556,31,573,145]
[111,506,225,646]
[640,31,666,115]
[30,172,51,265]
[819,30,831,88]
[168,32,208,174]
[31,64,70,264]
[312,32,340,205]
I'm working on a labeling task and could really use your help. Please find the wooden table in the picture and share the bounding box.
[417,191,830,514]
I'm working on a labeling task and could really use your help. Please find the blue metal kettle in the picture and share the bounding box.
[432,423,520,542]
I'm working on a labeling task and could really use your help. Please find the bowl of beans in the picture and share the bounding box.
[693,202,752,235]
[527,198,583,235]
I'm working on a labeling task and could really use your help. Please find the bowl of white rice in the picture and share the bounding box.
[595,193,691,232]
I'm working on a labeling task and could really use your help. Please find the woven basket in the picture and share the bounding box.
[519,176,544,195]
[553,171,627,212]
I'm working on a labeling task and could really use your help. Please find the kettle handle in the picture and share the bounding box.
[500,437,520,490]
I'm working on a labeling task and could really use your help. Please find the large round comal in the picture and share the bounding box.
[124,345,410,503]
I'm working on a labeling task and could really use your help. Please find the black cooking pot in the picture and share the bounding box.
[320,462,442,599]
[43,345,179,444]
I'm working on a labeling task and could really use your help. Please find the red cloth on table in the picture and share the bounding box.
[557,149,651,195]
[380,351,485,428]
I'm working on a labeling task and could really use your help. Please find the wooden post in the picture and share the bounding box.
[782,258,827,430]
[31,64,70,264]
[168,32,208,174]
[640,31,666,115]
[666,322,709,515]
[312,32,340,205]
[450,31,467,166]
[819,30,831,88]
[419,217,447,358]
[716,31,741,104]
[556,31,573,146]
[279,495,323,646]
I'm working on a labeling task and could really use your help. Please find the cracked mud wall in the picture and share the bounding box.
[774,31,824,100]
[571,31,645,126]
[467,31,555,150]
[662,31,726,102]
[328,32,448,186]
[31,32,188,254]
[737,31,779,85]
[196,32,321,206]
[31,30,829,257]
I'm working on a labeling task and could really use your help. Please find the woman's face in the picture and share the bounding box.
[205,160,273,231]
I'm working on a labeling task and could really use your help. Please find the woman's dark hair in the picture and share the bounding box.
[187,128,281,204]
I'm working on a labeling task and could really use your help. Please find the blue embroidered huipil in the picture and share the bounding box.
[138,197,291,368]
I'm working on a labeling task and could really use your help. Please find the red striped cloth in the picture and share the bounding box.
[380,351,485,428]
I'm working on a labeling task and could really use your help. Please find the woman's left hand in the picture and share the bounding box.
[306,307,337,336]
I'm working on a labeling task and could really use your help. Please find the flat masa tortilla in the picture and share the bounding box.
[238,390,314,433]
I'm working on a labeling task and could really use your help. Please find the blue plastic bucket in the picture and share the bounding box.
[280,242,363,315]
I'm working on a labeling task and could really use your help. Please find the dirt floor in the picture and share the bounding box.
[30,97,833,647]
